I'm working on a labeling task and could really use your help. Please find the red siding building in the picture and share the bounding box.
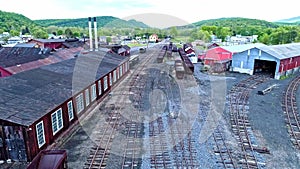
[0,50,129,162]
[203,43,265,72]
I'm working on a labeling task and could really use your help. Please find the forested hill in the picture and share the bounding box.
[34,16,149,28]
[0,10,37,32]
[193,17,279,28]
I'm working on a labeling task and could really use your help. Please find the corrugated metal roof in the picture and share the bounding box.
[4,47,83,74]
[0,47,50,68]
[0,51,128,126]
[221,43,267,53]
[258,43,300,60]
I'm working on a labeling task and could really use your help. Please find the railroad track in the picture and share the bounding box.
[228,74,270,169]
[282,75,300,149]
[146,50,199,168]
[213,129,236,169]
[84,47,160,169]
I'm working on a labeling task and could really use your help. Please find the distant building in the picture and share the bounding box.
[7,36,24,44]
[99,36,107,45]
[28,38,84,50]
[149,34,159,43]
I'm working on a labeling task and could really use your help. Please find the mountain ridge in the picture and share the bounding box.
[276,16,300,23]
[34,16,150,28]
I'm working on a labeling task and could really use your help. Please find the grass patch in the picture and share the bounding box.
[279,74,294,80]
[126,43,147,48]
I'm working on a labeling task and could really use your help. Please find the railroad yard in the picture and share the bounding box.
[53,43,300,169]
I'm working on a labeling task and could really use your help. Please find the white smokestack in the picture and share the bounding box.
[88,17,93,51]
[94,17,98,51]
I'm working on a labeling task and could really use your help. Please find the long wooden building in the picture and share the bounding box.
[0,50,129,162]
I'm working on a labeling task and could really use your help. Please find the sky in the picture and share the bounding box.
[0,0,299,28]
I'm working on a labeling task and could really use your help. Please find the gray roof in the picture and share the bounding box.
[33,39,67,43]
[221,43,266,53]
[258,43,300,60]
[0,47,51,68]
[14,43,36,48]
[0,50,128,126]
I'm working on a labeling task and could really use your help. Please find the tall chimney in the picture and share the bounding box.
[88,17,93,51]
[94,17,98,51]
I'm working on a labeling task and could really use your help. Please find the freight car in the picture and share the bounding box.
[175,58,185,79]
[167,49,172,57]
[157,46,167,63]
[27,150,67,169]
[183,43,198,64]
[178,48,194,73]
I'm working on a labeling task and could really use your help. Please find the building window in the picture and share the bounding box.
[109,73,113,86]
[104,76,108,91]
[51,108,63,135]
[113,70,117,82]
[125,62,128,72]
[67,101,74,121]
[85,89,90,106]
[76,93,84,113]
[91,84,97,101]
[117,68,119,79]
[98,80,102,96]
[120,65,123,77]
[36,121,45,148]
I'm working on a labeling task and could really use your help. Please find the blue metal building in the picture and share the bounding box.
[231,43,300,79]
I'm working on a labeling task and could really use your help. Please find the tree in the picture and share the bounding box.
[32,29,48,39]
[106,36,112,44]
[73,32,80,38]
[216,27,232,41]
[258,33,270,44]
[170,26,178,38]
[201,25,217,34]
[10,30,19,36]
[57,29,63,35]
[197,30,211,42]
[21,26,30,35]
[65,28,73,38]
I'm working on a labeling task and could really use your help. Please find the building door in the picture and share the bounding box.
[3,126,27,162]
[0,127,6,161]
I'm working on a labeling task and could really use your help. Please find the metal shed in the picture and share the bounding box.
[231,43,300,79]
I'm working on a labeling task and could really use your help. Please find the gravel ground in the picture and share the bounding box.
[193,63,249,168]
[193,64,300,168]
[248,74,300,169]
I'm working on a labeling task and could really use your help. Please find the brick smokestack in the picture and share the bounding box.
[88,17,93,51]
[94,17,98,51]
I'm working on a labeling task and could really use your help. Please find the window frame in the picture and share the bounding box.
[67,100,74,121]
[104,76,108,91]
[109,73,113,86]
[36,121,46,148]
[76,93,84,113]
[98,80,102,96]
[113,70,117,82]
[91,84,97,101]
[51,108,63,135]
[85,89,90,106]
[120,65,123,77]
